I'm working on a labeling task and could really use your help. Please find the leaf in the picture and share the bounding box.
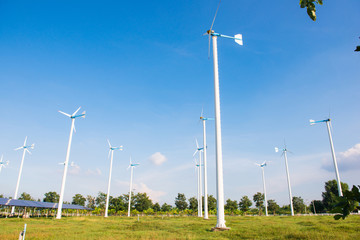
[334,214,343,220]
[317,0,323,5]
[355,46,360,52]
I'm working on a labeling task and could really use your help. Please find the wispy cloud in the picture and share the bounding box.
[86,168,102,176]
[322,143,360,172]
[136,182,166,203]
[149,152,167,166]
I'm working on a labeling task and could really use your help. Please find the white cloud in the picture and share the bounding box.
[86,168,102,176]
[68,164,80,175]
[136,182,167,202]
[322,143,360,172]
[149,152,167,166]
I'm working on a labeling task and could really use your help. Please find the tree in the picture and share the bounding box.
[161,203,172,212]
[95,192,107,209]
[253,192,265,215]
[72,194,86,206]
[174,193,188,211]
[18,192,34,201]
[224,199,238,212]
[299,0,323,21]
[0,194,3,198]
[109,196,126,212]
[43,191,59,203]
[310,200,325,214]
[86,195,96,209]
[153,202,161,212]
[188,197,198,211]
[293,196,306,213]
[332,185,360,220]
[123,192,135,210]
[134,192,153,212]
[267,199,279,215]
[208,195,217,211]
[322,180,349,211]
[239,196,252,212]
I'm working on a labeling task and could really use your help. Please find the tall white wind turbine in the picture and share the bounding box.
[12,137,34,213]
[275,146,294,216]
[105,140,123,218]
[200,111,214,220]
[56,107,85,219]
[127,158,139,217]
[0,155,9,174]
[255,161,268,216]
[204,0,243,229]
[193,139,204,217]
[310,118,342,196]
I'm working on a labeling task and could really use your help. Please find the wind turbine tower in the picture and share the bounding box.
[275,146,294,216]
[127,158,139,217]
[205,1,243,229]
[256,161,268,216]
[105,140,123,218]
[310,118,342,196]
[56,107,85,219]
[12,137,34,214]
[193,139,204,217]
[200,111,214,220]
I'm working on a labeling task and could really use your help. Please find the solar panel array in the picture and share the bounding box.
[0,198,91,210]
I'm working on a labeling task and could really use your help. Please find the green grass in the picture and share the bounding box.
[1,215,360,239]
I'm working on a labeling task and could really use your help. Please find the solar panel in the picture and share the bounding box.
[0,198,91,210]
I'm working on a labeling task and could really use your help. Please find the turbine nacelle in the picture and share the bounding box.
[309,118,330,125]
[59,107,86,119]
[255,161,267,168]
[107,140,123,158]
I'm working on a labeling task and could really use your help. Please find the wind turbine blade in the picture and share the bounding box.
[73,124,77,133]
[193,150,198,157]
[26,149,31,155]
[0,155,3,162]
[274,147,279,153]
[195,138,199,149]
[309,119,315,125]
[58,111,71,117]
[81,111,86,118]
[210,0,221,32]
[14,146,23,151]
[107,139,111,148]
[30,144,35,149]
[23,136,27,146]
[72,107,81,116]
[254,163,260,166]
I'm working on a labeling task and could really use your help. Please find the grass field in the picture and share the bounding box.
[1,215,359,239]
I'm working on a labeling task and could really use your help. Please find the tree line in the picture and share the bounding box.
[0,179,353,216]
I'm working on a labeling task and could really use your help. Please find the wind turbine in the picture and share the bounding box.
[200,110,214,220]
[0,155,9,174]
[105,140,123,218]
[255,161,268,216]
[275,145,294,216]
[310,118,342,197]
[204,0,243,229]
[127,158,139,217]
[193,158,201,216]
[56,107,85,219]
[193,139,204,217]
[12,137,34,214]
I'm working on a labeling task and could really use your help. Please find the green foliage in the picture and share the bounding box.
[239,196,252,212]
[292,196,306,213]
[72,193,86,206]
[310,200,326,213]
[161,203,172,212]
[86,195,96,209]
[18,192,34,201]
[207,195,217,211]
[43,191,59,203]
[322,180,349,211]
[332,185,360,220]
[95,192,107,209]
[267,199,279,215]
[188,196,198,211]
[134,192,153,212]
[299,0,323,21]
[153,202,161,212]
[224,199,238,213]
[253,192,264,215]
[174,193,188,210]
[109,195,126,212]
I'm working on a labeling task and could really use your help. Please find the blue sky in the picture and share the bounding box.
[1,0,360,206]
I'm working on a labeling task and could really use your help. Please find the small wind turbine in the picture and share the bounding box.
[0,155,9,174]
[105,140,123,218]
[255,161,268,216]
[127,158,139,217]
[204,0,243,229]
[12,137,34,214]
[275,145,294,216]
[193,139,204,217]
[310,118,342,197]
[200,110,214,220]
[56,107,85,219]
